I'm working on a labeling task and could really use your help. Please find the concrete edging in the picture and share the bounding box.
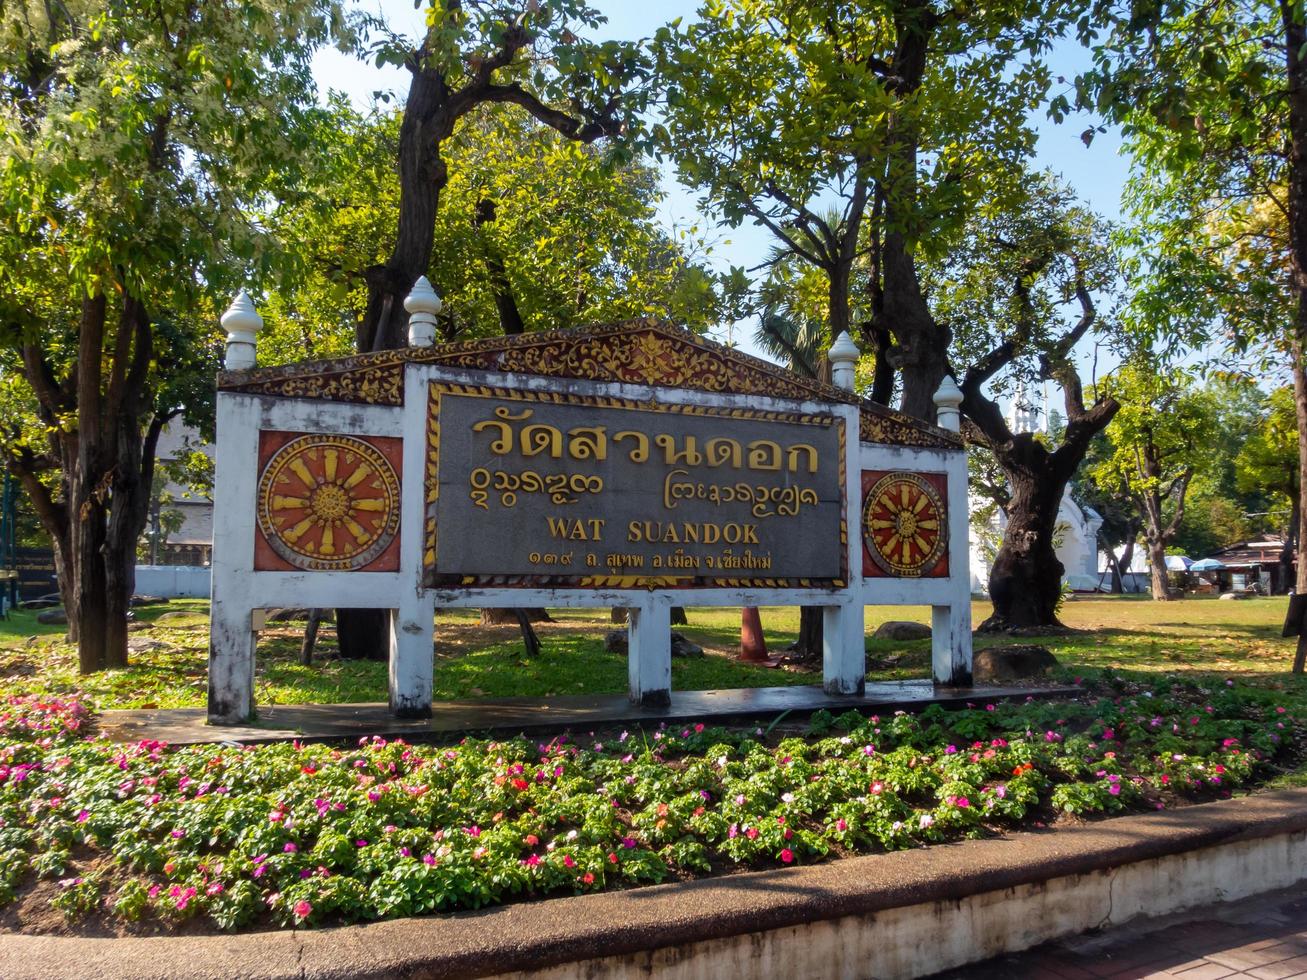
[3,789,1306,980]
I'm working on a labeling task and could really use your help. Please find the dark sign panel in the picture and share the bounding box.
[425,385,846,589]
[14,547,57,601]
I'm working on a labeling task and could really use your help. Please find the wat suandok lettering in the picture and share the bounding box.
[426,385,846,589]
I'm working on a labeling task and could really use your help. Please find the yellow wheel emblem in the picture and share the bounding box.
[862,472,947,577]
[256,435,400,571]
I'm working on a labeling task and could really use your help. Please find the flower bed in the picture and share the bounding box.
[0,677,1302,934]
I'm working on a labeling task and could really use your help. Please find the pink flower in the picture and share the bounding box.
[835,819,847,832]
[563,855,576,868]
[293,900,312,920]
[76,810,90,823]
[523,854,540,867]
[779,848,794,864]
[422,853,436,866]
[283,843,297,853]
[944,745,957,755]
[869,781,884,795]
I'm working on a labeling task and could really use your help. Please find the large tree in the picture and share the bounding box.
[654,0,1075,418]
[1089,365,1219,601]
[935,177,1121,629]
[265,100,726,352]
[0,1,337,671]
[1075,0,1307,600]
[353,0,647,352]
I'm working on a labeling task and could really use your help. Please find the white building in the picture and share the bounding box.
[967,385,1105,594]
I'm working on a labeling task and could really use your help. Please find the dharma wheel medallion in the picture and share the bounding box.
[256,434,400,571]
[862,471,947,577]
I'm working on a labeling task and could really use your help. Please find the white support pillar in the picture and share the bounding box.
[627,599,672,707]
[932,377,973,686]
[208,589,256,723]
[822,603,865,694]
[389,592,436,718]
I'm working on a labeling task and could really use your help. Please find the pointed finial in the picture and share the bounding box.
[827,331,860,391]
[404,276,442,348]
[934,374,964,433]
[222,289,263,371]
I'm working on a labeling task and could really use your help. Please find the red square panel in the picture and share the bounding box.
[861,469,949,578]
[253,431,403,573]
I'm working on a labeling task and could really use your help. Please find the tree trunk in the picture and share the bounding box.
[336,608,389,660]
[795,606,823,658]
[359,70,451,352]
[610,607,628,624]
[670,606,688,626]
[978,465,1065,631]
[300,609,323,666]
[1281,0,1307,600]
[1147,536,1172,600]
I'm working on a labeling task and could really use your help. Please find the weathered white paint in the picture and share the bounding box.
[404,276,441,348]
[221,291,262,371]
[208,337,972,721]
[934,373,963,433]
[490,828,1307,980]
[827,331,860,391]
[627,599,673,705]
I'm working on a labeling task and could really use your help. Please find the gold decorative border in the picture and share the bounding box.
[423,380,848,591]
[220,319,961,450]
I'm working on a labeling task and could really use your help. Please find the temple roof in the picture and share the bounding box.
[219,319,961,450]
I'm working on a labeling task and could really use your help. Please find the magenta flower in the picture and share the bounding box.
[293,900,312,920]
[779,848,794,864]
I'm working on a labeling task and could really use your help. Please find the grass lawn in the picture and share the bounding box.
[0,595,1299,711]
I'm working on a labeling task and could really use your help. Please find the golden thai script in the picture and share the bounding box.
[470,407,820,473]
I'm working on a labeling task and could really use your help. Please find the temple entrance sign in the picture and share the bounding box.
[208,282,971,724]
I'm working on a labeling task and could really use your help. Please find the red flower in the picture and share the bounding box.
[779,848,794,864]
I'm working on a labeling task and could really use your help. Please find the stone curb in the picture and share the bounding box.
[3,788,1306,980]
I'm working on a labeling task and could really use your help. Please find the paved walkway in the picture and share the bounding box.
[97,680,1068,744]
[934,885,1307,979]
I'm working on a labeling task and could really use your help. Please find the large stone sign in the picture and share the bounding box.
[207,284,971,723]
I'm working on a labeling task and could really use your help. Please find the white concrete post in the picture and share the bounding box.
[828,331,860,391]
[822,603,865,694]
[222,290,263,371]
[404,276,442,348]
[934,374,963,433]
[931,397,973,687]
[389,591,436,717]
[628,599,672,707]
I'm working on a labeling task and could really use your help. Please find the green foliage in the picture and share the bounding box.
[1090,363,1221,556]
[1073,0,1292,363]
[1236,386,1300,529]
[263,101,726,355]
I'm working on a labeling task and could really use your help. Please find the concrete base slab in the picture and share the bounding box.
[99,681,1071,745]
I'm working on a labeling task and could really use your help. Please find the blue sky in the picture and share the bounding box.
[310,0,1132,382]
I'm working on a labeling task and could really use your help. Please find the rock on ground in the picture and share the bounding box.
[973,645,1059,684]
[127,637,180,655]
[873,621,932,641]
[35,607,67,626]
[603,630,704,657]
